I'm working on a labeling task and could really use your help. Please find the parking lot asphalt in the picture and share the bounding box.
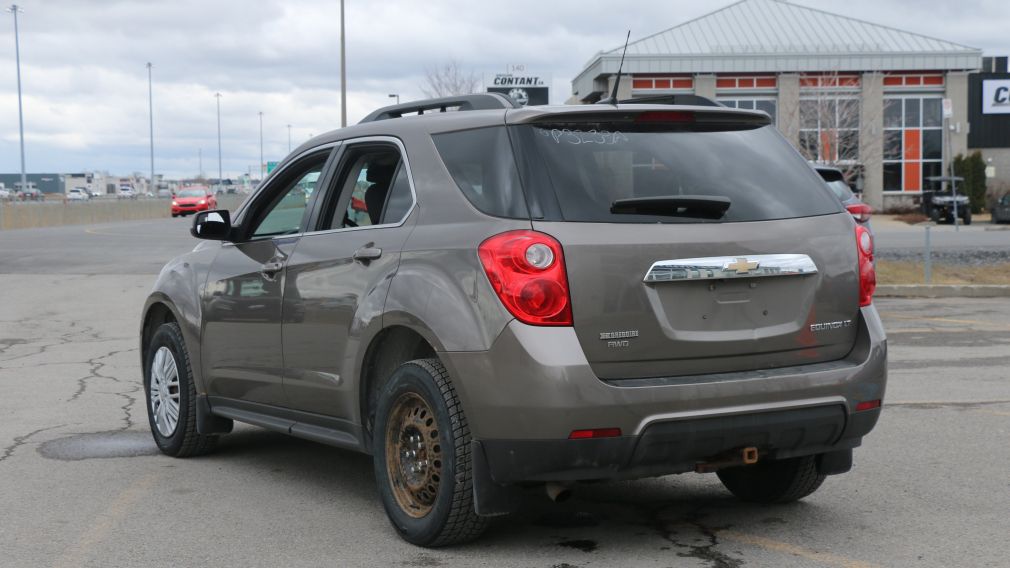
[0,219,1008,568]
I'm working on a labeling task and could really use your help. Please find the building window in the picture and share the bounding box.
[718,98,777,125]
[798,97,860,163]
[716,76,777,90]
[631,76,693,91]
[882,96,943,192]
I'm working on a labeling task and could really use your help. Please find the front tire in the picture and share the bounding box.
[717,455,825,504]
[962,210,972,225]
[373,359,488,547]
[144,322,217,457]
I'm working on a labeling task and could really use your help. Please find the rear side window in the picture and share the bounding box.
[511,122,841,223]
[432,127,528,219]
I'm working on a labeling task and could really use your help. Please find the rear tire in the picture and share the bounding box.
[373,358,488,547]
[717,455,825,504]
[144,322,218,457]
[928,208,940,223]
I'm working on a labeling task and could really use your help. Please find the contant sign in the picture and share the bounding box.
[982,79,1010,114]
[486,73,549,107]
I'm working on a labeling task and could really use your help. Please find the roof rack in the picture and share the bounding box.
[617,94,723,107]
[359,93,520,124]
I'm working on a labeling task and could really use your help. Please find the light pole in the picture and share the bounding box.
[147,62,155,195]
[287,124,292,152]
[340,0,346,127]
[258,111,264,180]
[388,93,399,104]
[215,93,223,192]
[198,148,203,179]
[8,4,27,200]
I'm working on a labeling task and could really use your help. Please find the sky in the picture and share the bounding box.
[0,0,1006,179]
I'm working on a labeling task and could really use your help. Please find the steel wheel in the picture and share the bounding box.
[384,392,443,518]
[149,346,181,437]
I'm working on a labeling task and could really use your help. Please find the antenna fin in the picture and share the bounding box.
[600,31,631,105]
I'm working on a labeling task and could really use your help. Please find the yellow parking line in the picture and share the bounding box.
[719,530,881,568]
[53,471,160,568]
[976,410,1010,417]
[879,313,1010,330]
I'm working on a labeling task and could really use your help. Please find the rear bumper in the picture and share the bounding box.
[475,405,879,484]
[441,305,886,482]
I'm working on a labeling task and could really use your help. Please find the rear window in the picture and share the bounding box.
[511,122,841,223]
[432,127,528,219]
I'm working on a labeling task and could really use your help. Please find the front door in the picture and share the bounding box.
[282,140,416,418]
[201,150,333,405]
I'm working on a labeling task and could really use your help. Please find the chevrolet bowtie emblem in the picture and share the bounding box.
[726,257,760,274]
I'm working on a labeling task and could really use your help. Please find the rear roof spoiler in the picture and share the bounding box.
[617,94,724,107]
[359,93,520,124]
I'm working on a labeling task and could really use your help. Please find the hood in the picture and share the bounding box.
[175,195,209,204]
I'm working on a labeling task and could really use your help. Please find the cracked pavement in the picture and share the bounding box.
[1,218,1008,568]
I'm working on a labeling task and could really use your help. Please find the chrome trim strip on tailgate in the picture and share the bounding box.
[643,254,817,282]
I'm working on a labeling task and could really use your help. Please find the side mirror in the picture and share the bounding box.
[191,209,233,241]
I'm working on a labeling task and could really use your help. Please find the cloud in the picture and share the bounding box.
[0,0,1003,177]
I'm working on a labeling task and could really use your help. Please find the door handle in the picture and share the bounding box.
[261,260,284,278]
[352,246,382,262]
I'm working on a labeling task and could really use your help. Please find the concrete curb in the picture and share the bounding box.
[876,284,1010,298]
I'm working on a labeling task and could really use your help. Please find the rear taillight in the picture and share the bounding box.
[856,225,875,307]
[478,230,573,326]
[846,203,873,223]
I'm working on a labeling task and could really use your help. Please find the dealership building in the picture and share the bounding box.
[570,0,1009,211]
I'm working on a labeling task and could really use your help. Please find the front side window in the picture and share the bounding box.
[250,157,326,238]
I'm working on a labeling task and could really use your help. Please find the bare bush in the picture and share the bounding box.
[419,60,481,98]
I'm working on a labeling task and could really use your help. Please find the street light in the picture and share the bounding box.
[340,0,346,127]
[388,93,399,104]
[215,93,223,192]
[287,124,292,152]
[258,111,264,180]
[147,62,154,195]
[7,4,27,202]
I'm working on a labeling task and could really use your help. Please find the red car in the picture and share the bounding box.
[171,187,216,217]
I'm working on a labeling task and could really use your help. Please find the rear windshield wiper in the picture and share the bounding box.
[610,195,731,219]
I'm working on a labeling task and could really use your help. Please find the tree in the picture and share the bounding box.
[419,60,481,99]
[953,151,987,213]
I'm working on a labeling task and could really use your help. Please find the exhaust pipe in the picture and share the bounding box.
[545,482,573,503]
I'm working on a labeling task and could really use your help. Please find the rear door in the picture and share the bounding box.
[509,111,860,380]
[281,138,417,419]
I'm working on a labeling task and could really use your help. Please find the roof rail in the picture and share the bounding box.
[618,94,724,107]
[358,93,520,124]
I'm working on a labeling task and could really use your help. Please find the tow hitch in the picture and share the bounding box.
[694,446,759,473]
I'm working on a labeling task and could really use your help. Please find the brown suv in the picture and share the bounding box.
[140,94,886,547]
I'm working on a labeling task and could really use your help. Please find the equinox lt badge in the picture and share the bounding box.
[810,320,853,332]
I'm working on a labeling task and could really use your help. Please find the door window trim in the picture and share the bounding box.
[227,142,341,244]
[303,136,418,237]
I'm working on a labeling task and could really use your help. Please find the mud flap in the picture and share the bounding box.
[817,448,853,475]
[196,394,234,434]
[471,440,521,517]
